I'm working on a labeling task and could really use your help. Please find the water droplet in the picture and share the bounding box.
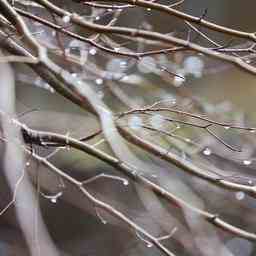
[95,78,103,85]
[250,129,256,133]
[243,159,252,166]
[95,207,107,224]
[51,198,57,203]
[203,147,212,156]
[128,116,143,130]
[26,161,30,166]
[123,180,129,186]
[120,60,128,68]
[62,15,71,23]
[224,126,230,130]
[183,56,204,78]
[173,74,185,87]
[42,191,63,204]
[136,231,153,248]
[95,16,100,21]
[235,191,245,201]
[89,48,97,55]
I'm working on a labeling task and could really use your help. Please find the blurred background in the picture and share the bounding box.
[1,0,256,255]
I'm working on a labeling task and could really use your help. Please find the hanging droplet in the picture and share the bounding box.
[136,231,153,248]
[89,48,97,55]
[120,60,128,68]
[41,191,63,204]
[250,129,256,133]
[95,207,107,224]
[203,147,212,156]
[95,78,103,85]
[123,180,129,186]
[243,159,252,166]
[62,15,71,23]
[51,197,57,203]
[235,191,245,201]
[173,75,185,87]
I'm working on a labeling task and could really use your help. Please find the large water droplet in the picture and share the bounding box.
[235,191,245,200]
[62,15,71,23]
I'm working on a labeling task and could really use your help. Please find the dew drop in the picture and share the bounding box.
[62,15,71,23]
[146,242,153,248]
[243,159,252,166]
[95,78,103,85]
[203,147,212,156]
[235,191,245,201]
[183,56,204,78]
[95,207,107,224]
[173,75,185,87]
[51,198,57,203]
[123,180,129,186]
[120,60,128,68]
[42,191,63,204]
[89,48,97,55]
